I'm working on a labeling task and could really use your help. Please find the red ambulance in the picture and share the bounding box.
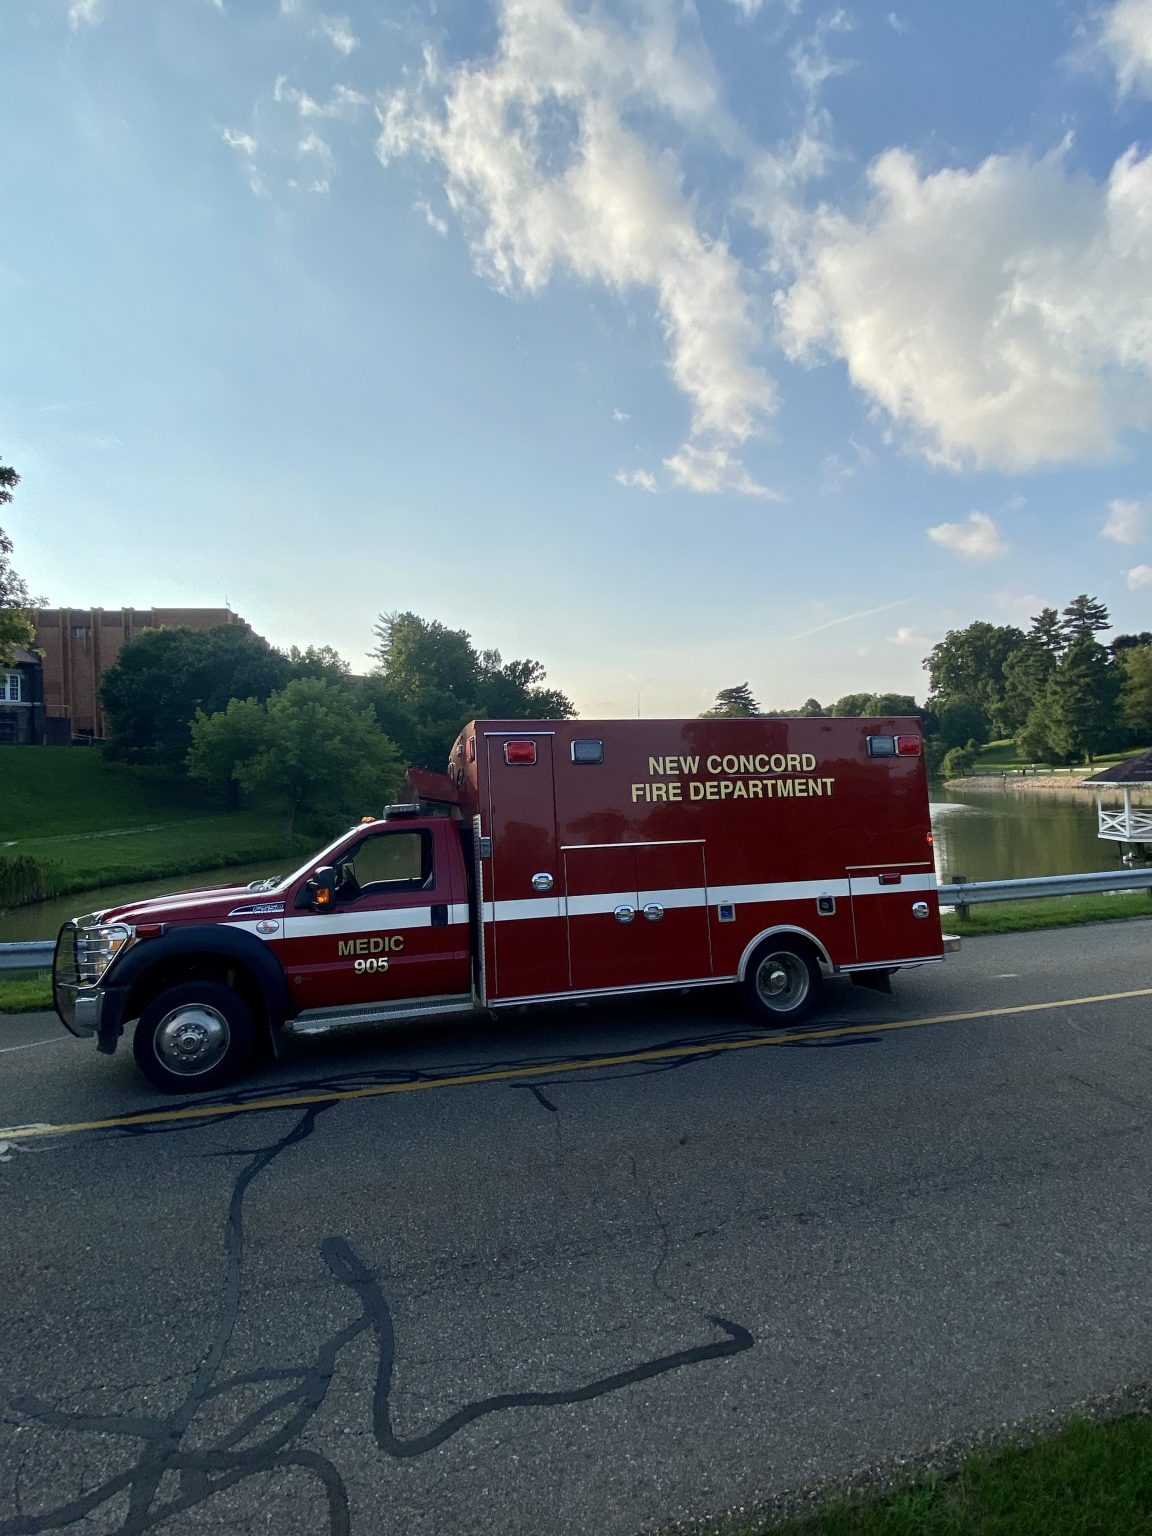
[53,716,948,1092]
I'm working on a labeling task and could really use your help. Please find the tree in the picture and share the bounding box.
[1028,606,1065,657]
[701,683,761,718]
[1043,636,1123,763]
[0,458,38,666]
[286,645,352,683]
[1111,632,1152,657]
[934,695,989,748]
[1003,640,1056,737]
[189,678,403,836]
[364,612,575,769]
[102,624,293,767]
[1118,644,1152,737]
[922,622,1027,740]
[797,698,825,716]
[185,697,269,810]
[941,743,977,778]
[1060,594,1111,646]
[829,692,876,716]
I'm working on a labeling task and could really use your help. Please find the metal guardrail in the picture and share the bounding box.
[0,940,54,973]
[942,868,1152,915]
[0,867,1148,973]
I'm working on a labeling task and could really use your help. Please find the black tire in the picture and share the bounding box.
[132,981,255,1093]
[742,940,822,1025]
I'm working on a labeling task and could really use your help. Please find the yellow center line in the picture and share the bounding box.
[5,986,1152,1142]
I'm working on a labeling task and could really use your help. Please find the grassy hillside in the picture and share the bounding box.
[970,739,1150,774]
[0,748,311,900]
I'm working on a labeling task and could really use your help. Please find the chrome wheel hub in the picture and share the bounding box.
[756,954,807,1008]
[154,1004,230,1076]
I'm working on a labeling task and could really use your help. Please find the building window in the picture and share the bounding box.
[71,626,91,640]
[0,673,22,704]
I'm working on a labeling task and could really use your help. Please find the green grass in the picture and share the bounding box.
[968,740,1151,775]
[0,747,311,901]
[732,1414,1152,1535]
[0,973,52,1013]
[943,890,1152,935]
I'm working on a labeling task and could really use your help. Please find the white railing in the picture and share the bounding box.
[1099,806,1152,841]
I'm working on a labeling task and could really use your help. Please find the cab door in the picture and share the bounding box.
[277,822,470,1012]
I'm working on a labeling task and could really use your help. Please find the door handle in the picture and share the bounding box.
[531,872,554,893]
[613,905,635,924]
[642,902,664,922]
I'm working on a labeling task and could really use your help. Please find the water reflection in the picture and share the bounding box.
[931,785,1141,883]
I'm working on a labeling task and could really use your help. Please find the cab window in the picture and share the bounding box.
[332,830,433,903]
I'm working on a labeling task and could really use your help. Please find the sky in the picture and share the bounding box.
[3,0,1152,718]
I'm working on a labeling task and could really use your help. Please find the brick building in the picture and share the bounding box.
[35,607,251,741]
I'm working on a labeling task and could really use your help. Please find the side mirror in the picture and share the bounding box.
[307,866,338,911]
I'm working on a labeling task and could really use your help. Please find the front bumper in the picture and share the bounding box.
[56,984,103,1039]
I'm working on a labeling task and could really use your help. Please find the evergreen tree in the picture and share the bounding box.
[1059,594,1111,646]
[701,683,761,718]
[1044,636,1122,763]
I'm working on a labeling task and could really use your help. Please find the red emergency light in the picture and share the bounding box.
[867,733,922,758]
[504,740,537,765]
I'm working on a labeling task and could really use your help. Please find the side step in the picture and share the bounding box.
[289,993,476,1034]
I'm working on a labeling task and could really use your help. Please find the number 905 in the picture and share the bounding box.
[353,957,389,974]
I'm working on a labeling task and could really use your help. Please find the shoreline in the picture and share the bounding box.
[944,772,1152,800]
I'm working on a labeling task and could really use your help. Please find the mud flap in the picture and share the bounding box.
[849,969,893,995]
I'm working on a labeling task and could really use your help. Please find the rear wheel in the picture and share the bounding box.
[743,941,822,1025]
[133,981,255,1093]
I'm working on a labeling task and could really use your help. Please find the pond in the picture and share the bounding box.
[931,784,1148,884]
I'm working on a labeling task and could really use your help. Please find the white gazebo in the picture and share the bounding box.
[1081,749,1152,848]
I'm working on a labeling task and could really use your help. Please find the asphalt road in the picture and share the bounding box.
[2,923,1152,1536]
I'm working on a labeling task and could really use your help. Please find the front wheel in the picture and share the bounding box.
[133,982,255,1093]
[743,941,822,1025]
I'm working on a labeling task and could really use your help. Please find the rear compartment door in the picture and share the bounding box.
[564,841,711,993]
[847,865,941,966]
[635,842,711,985]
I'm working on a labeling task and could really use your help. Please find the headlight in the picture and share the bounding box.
[75,924,133,985]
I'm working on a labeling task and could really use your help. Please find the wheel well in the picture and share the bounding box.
[125,957,269,1029]
[738,927,830,983]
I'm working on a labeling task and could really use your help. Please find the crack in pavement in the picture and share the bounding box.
[2,1103,754,1534]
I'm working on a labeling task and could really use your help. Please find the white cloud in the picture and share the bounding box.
[927,510,1009,560]
[298,130,334,168]
[890,625,931,648]
[662,443,782,498]
[1102,495,1151,543]
[612,407,630,423]
[616,468,658,492]
[777,143,1152,470]
[377,0,777,489]
[414,199,448,235]
[1099,0,1152,97]
[317,13,359,55]
[275,77,368,119]
[790,9,853,108]
[222,128,258,156]
[887,11,908,34]
[68,0,102,28]
[1127,563,1152,587]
